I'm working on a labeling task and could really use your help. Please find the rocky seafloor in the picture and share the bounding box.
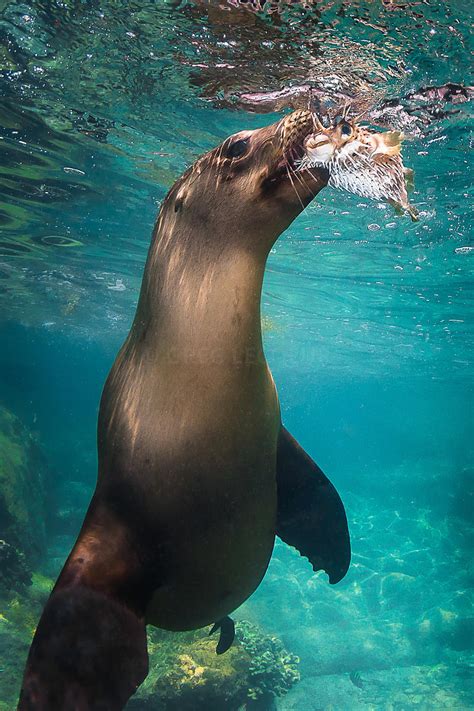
[239,476,474,710]
[0,404,472,709]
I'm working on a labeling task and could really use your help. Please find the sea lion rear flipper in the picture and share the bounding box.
[18,506,149,710]
[276,427,351,584]
[18,585,148,710]
[209,616,235,654]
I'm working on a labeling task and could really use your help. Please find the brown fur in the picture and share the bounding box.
[18,112,328,709]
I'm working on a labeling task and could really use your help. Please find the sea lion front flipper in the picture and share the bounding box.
[209,616,235,654]
[276,427,351,584]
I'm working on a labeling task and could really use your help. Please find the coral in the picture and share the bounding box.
[128,628,248,710]
[128,621,300,710]
[0,405,50,563]
[134,630,250,710]
[237,621,300,704]
[0,578,299,711]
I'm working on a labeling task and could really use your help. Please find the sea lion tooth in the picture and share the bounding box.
[303,131,336,165]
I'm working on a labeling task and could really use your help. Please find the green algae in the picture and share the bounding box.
[0,570,54,710]
[0,406,49,563]
[129,621,300,710]
[0,578,299,711]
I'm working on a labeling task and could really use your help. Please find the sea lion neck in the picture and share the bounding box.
[131,216,270,367]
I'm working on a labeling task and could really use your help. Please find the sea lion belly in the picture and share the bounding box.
[100,348,280,631]
[145,457,278,632]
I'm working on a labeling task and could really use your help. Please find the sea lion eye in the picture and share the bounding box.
[226,139,249,159]
[340,122,352,137]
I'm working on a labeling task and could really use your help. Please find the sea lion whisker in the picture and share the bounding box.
[212,145,225,183]
[297,166,321,200]
[215,144,229,186]
[288,162,311,193]
[354,108,369,123]
[287,155,315,195]
[285,163,306,209]
[311,113,324,132]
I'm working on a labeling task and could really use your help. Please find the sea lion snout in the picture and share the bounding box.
[278,109,314,152]
[159,111,328,247]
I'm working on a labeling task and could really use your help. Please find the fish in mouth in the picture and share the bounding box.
[297,112,418,220]
[252,108,417,220]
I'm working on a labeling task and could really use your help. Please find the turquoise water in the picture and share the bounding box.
[0,1,472,709]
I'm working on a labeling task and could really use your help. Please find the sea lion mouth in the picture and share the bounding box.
[261,109,325,192]
[266,140,307,184]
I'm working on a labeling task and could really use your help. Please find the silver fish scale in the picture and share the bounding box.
[299,148,409,207]
[327,150,408,206]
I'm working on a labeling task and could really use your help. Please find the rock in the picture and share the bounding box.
[131,632,250,710]
[0,572,53,710]
[419,607,474,654]
[127,621,300,711]
[0,606,298,711]
[276,662,474,711]
[0,622,31,711]
[0,405,49,563]
[0,540,31,596]
[379,572,420,612]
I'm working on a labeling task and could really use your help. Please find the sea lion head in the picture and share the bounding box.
[159,110,328,253]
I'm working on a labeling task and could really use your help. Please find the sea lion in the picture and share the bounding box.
[18,109,350,710]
